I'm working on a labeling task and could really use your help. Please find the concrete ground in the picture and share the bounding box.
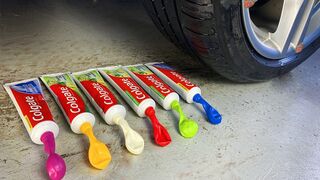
[0,0,319,179]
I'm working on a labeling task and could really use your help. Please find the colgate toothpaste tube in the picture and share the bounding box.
[40,73,95,133]
[4,78,66,180]
[145,62,222,125]
[123,64,179,110]
[99,66,171,147]
[124,64,199,138]
[41,73,111,170]
[72,69,144,155]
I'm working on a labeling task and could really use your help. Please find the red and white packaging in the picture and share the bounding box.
[3,78,59,144]
[123,64,179,110]
[145,62,201,103]
[72,69,126,125]
[98,66,155,117]
[40,73,95,134]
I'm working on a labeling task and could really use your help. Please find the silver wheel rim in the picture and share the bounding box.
[242,0,320,60]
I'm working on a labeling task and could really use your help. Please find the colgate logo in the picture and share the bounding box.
[92,82,113,105]
[170,72,194,87]
[26,96,44,121]
[122,78,145,100]
[146,75,170,94]
[60,86,81,113]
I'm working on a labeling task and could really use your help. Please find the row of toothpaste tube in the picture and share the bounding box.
[3,62,222,180]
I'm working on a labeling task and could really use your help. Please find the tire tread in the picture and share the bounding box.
[142,0,313,82]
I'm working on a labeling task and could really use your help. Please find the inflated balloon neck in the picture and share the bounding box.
[145,107,171,147]
[145,107,158,126]
[193,94,222,124]
[113,116,129,134]
[171,100,186,123]
[41,131,55,154]
[145,107,155,119]
[40,131,66,180]
[80,122,97,143]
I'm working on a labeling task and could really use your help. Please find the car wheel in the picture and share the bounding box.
[142,0,320,82]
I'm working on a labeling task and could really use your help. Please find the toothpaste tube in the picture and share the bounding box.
[123,64,179,110]
[124,64,198,138]
[40,73,95,133]
[145,62,222,124]
[72,69,144,154]
[4,78,66,180]
[99,66,171,147]
[41,73,111,170]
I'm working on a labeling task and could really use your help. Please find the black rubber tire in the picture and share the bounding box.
[141,0,320,82]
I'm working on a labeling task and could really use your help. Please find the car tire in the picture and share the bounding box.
[142,0,320,82]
